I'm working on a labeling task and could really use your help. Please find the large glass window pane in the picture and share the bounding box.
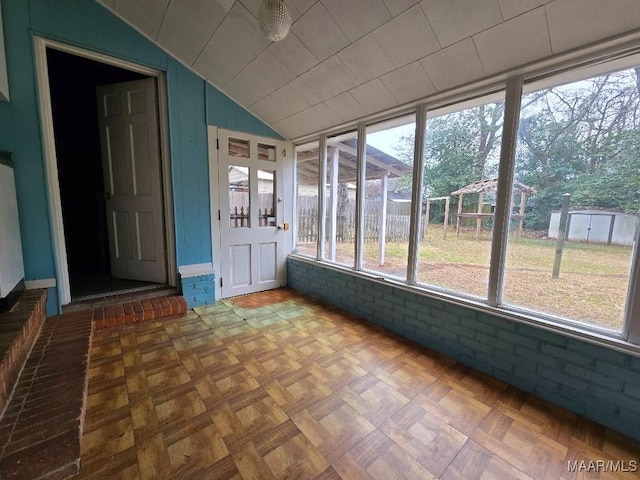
[363,116,416,280]
[504,65,640,331]
[326,130,358,267]
[296,143,319,256]
[416,96,505,298]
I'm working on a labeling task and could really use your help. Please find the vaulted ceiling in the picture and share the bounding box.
[98,0,640,140]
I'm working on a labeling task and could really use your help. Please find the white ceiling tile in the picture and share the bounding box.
[380,61,436,104]
[321,0,392,42]
[223,51,295,106]
[309,56,359,97]
[474,7,551,75]
[193,3,270,85]
[267,33,319,76]
[497,0,551,19]
[251,85,310,124]
[546,0,640,53]
[224,68,276,106]
[420,0,503,47]
[289,0,318,17]
[421,38,485,91]
[349,79,398,115]
[374,5,440,68]
[338,34,394,84]
[114,0,169,39]
[292,3,350,61]
[215,0,235,12]
[289,71,334,105]
[245,50,296,89]
[275,103,341,138]
[382,0,421,17]
[324,92,367,123]
[157,0,226,65]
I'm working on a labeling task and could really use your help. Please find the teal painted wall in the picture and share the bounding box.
[0,0,282,312]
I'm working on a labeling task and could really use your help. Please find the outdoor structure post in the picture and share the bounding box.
[328,147,339,261]
[378,172,388,266]
[552,193,572,278]
[443,196,450,239]
[456,193,463,237]
[425,199,431,236]
[518,191,527,237]
[476,191,484,239]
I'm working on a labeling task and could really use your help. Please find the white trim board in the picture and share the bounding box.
[24,278,56,289]
[33,37,177,307]
[178,263,215,278]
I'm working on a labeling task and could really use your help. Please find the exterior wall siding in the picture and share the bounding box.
[287,256,640,442]
[0,0,281,313]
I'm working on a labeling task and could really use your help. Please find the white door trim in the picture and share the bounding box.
[33,36,177,306]
[208,126,222,301]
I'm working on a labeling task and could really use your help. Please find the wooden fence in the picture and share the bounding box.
[296,197,432,243]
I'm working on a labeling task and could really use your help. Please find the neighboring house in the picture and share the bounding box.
[1,0,640,446]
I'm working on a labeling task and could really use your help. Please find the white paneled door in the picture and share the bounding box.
[96,78,167,283]
[218,130,287,297]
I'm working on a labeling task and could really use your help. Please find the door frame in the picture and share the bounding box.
[34,37,177,306]
[209,127,294,300]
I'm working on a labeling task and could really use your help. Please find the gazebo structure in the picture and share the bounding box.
[451,178,536,238]
[296,139,412,265]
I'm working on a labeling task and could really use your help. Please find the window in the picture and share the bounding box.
[504,64,640,332]
[325,130,358,266]
[295,141,319,257]
[417,95,505,299]
[292,53,640,346]
[363,116,416,280]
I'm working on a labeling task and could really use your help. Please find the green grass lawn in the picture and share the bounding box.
[297,225,634,330]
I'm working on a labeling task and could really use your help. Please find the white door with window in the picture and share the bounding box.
[217,130,289,297]
[96,78,167,283]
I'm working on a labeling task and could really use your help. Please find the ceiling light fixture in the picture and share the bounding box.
[258,0,292,42]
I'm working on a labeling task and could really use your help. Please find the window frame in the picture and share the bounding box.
[291,47,640,352]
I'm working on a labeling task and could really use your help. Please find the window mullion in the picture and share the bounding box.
[317,134,327,260]
[624,225,640,344]
[407,105,427,285]
[488,76,523,307]
[355,123,366,270]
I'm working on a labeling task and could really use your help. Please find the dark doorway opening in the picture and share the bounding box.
[46,48,159,299]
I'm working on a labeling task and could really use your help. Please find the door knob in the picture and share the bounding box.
[104,192,112,200]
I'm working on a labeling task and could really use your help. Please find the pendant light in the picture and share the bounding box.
[258,0,292,42]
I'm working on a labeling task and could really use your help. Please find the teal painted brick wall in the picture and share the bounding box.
[0,0,281,312]
[181,274,216,308]
[287,256,640,442]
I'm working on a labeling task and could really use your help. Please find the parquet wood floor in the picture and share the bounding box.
[77,288,640,479]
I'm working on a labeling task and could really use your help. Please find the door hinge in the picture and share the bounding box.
[218,210,221,221]
[216,138,220,150]
[220,278,223,287]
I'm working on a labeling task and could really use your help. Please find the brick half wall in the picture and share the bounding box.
[180,273,216,308]
[287,256,640,442]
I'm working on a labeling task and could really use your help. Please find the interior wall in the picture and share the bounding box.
[0,0,281,313]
